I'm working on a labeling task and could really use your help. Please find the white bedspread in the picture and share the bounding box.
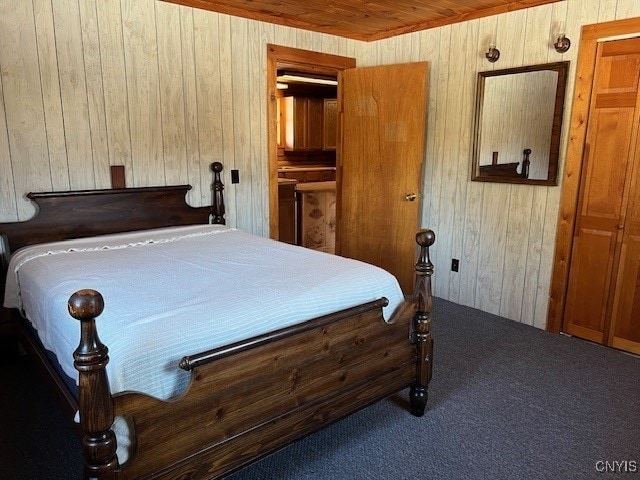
[4,225,405,401]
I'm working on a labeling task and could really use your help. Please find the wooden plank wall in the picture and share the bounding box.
[1,0,640,328]
[367,0,640,328]
[0,0,356,237]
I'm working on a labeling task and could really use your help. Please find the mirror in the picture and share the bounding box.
[471,61,569,185]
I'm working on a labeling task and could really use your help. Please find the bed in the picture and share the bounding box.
[0,162,435,480]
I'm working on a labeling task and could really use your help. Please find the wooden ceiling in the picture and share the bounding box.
[164,0,562,41]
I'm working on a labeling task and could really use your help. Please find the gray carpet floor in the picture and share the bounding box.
[1,298,639,480]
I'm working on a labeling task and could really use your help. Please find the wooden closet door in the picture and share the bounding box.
[563,39,640,343]
[609,128,640,354]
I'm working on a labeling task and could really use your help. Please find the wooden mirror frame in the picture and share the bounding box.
[471,61,569,186]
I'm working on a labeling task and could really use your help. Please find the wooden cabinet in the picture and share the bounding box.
[278,182,296,244]
[323,99,338,150]
[563,38,640,355]
[281,97,336,151]
[307,99,323,149]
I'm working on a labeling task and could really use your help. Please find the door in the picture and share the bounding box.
[563,38,640,350]
[337,62,428,293]
[609,121,640,354]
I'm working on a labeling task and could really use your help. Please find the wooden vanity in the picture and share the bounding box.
[277,167,336,251]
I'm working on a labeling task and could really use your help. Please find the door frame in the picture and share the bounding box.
[547,16,640,333]
[266,44,356,240]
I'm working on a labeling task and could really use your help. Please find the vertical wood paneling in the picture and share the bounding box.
[437,23,467,301]
[449,19,479,304]
[321,33,341,57]
[526,0,570,328]
[377,36,398,64]
[218,14,237,228]
[354,38,377,67]
[230,16,253,232]
[394,34,411,63]
[193,9,223,209]
[419,28,441,241]
[459,16,498,308]
[96,0,133,183]
[499,7,551,321]
[518,5,553,325]
[0,1,51,220]
[296,30,315,51]
[122,0,163,187]
[429,25,451,297]
[0,72,16,221]
[52,0,95,190]
[32,0,69,191]
[249,21,269,236]
[79,0,110,189]
[476,10,527,316]
[156,1,188,187]
[179,6,202,206]
[500,186,534,320]
[273,25,297,48]
[472,15,504,314]
[616,0,640,19]
[598,0,617,22]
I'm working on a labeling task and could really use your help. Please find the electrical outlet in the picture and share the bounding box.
[451,258,459,272]
[231,170,239,184]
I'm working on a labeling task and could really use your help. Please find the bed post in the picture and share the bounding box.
[211,162,225,225]
[69,289,118,480]
[410,229,435,417]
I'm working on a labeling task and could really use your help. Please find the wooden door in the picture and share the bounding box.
[337,62,428,293]
[609,122,640,354]
[563,38,640,345]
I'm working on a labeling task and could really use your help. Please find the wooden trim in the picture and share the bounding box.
[611,336,640,355]
[268,45,356,71]
[267,45,355,240]
[547,17,640,333]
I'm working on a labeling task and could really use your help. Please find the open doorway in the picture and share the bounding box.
[266,45,355,253]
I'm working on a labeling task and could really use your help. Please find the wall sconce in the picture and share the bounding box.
[554,33,571,53]
[485,43,500,63]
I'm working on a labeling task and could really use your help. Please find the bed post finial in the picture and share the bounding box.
[410,229,435,417]
[69,289,119,479]
[211,162,226,225]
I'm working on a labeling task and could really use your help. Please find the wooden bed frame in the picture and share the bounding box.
[0,162,435,480]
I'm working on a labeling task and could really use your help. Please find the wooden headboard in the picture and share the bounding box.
[0,162,225,267]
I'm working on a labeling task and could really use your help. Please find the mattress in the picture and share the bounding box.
[4,224,405,401]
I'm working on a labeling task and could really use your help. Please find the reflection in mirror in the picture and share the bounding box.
[471,62,569,185]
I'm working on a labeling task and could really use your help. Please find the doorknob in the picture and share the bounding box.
[405,193,422,202]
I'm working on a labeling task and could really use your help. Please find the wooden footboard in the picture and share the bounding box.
[69,230,435,480]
